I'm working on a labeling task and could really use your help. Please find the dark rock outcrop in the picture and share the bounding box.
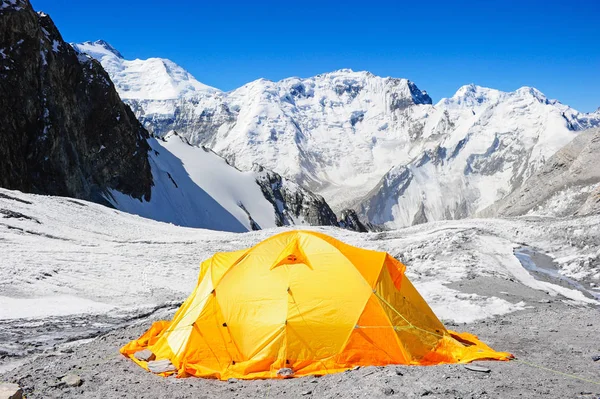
[412,202,428,225]
[338,209,368,232]
[253,164,339,227]
[253,164,374,232]
[0,0,152,204]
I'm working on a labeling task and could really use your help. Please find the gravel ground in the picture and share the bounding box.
[2,279,599,399]
[2,191,599,398]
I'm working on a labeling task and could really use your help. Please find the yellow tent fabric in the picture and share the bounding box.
[121,230,512,380]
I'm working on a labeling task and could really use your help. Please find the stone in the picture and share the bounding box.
[133,349,155,362]
[61,374,83,387]
[276,368,294,378]
[0,383,23,399]
[592,355,600,362]
[301,391,312,396]
[147,359,176,374]
[464,365,491,373]
[383,387,395,395]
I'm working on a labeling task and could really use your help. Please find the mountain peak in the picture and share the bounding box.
[333,68,355,73]
[454,83,496,97]
[515,86,548,103]
[72,40,123,59]
[316,69,376,79]
[92,40,123,58]
[71,40,219,100]
[439,84,503,108]
[446,84,552,108]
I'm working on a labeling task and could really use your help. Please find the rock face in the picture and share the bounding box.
[253,164,339,227]
[412,202,429,226]
[481,128,600,218]
[0,1,152,204]
[338,209,369,233]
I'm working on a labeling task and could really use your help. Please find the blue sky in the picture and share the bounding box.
[31,0,599,111]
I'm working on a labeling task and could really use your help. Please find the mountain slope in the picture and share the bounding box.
[357,86,600,227]
[480,128,600,218]
[71,41,600,227]
[108,132,341,232]
[0,3,152,204]
[71,40,218,100]
[69,43,436,204]
[0,5,352,233]
[108,132,270,232]
[74,41,600,227]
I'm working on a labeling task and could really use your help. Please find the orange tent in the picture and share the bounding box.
[121,230,511,379]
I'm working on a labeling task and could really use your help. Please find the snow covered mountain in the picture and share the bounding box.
[73,41,600,228]
[71,40,218,100]
[0,3,345,235]
[358,87,600,227]
[480,128,600,218]
[108,131,339,232]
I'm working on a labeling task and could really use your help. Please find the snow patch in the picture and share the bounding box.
[418,281,526,323]
[0,295,115,320]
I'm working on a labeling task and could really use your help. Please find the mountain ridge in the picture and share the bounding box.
[71,40,600,228]
[0,4,367,233]
[479,128,600,218]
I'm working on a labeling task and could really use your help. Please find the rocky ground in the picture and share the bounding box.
[1,189,600,398]
[2,279,598,399]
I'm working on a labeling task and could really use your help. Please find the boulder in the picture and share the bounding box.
[61,374,83,387]
[0,383,23,399]
[147,359,176,374]
[276,368,294,378]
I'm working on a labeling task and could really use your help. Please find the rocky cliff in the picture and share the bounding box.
[252,164,340,227]
[0,0,152,204]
